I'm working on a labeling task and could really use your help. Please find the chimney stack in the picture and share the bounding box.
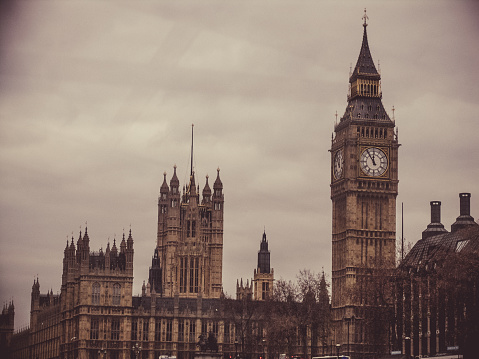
[459,192,471,216]
[422,201,447,240]
[451,193,477,232]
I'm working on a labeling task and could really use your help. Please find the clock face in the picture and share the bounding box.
[360,147,388,177]
[333,149,344,179]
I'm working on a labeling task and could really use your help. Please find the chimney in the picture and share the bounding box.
[459,192,471,216]
[451,192,477,232]
[430,201,441,223]
[422,201,448,240]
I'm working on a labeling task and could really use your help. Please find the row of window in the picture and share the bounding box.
[92,283,121,305]
[357,126,388,139]
[179,257,199,293]
[90,317,120,340]
[128,319,233,343]
[160,200,222,212]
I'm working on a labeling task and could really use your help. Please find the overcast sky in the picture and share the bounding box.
[1,0,478,329]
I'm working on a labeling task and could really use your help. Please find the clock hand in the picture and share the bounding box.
[367,149,376,166]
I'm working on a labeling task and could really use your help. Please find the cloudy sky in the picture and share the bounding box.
[1,0,478,328]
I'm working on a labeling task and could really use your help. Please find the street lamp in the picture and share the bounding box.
[335,343,340,359]
[235,339,238,359]
[97,347,106,359]
[344,316,355,358]
[132,343,142,359]
[404,337,410,359]
[261,338,266,359]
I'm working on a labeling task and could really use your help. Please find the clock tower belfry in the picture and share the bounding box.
[330,11,399,356]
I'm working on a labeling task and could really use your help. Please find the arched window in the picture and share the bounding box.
[92,283,100,305]
[112,283,121,305]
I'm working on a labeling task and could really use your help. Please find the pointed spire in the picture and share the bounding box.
[350,9,379,82]
[202,174,212,200]
[160,171,169,194]
[190,124,194,177]
[127,228,133,249]
[170,165,179,188]
[83,225,89,244]
[214,167,223,191]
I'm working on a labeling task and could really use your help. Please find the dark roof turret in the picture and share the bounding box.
[214,168,223,190]
[160,172,169,194]
[349,9,380,83]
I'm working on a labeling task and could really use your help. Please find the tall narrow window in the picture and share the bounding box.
[187,221,190,238]
[131,319,138,341]
[224,322,230,343]
[189,257,195,293]
[166,320,173,342]
[178,320,184,342]
[111,319,120,340]
[92,283,100,305]
[180,257,187,293]
[189,321,196,342]
[142,320,149,341]
[112,284,121,305]
[155,320,161,341]
[192,220,196,237]
[90,318,99,340]
[194,257,199,293]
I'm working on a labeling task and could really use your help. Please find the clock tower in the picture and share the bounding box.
[330,11,399,356]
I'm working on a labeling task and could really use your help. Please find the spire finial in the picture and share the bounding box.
[362,8,369,27]
[392,105,396,121]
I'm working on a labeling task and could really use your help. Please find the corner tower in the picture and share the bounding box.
[330,11,399,356]
[253,230,274,301]
[155,126,224,299]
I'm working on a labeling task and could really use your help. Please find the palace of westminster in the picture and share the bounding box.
[2,12,478,359]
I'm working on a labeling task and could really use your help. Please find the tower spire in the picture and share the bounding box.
[190,124,194,177]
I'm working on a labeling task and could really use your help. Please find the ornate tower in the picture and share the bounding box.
[253,231,274,301]
[155,127,224,298]
[330,11,399,356]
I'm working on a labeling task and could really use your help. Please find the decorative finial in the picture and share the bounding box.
[362,8,369,27]
[335,111,338,124]
[392,105,395,121]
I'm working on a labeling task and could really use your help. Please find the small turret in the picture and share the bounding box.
[126,229,134,273]
[120,233,127,254]
[170,165,180,194]
[160,172,169,197]
[213,168,223,194]
[202,175,212,203]
[31,278,40,311]
[149,248,162,295]
[257,230,271,274]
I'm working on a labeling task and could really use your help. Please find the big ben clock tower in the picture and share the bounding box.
[330,11,399,357]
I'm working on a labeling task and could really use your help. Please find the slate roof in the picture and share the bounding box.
[401,225,479,269]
